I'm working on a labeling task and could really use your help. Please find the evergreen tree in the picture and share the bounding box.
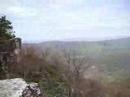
[0,16,15,40]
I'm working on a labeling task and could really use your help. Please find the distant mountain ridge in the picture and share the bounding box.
[23,37,130,56]
[35,37,130,53]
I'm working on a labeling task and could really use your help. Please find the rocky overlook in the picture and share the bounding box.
[0,78,42,97]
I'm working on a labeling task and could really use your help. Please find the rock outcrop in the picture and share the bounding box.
[0,78,42,97]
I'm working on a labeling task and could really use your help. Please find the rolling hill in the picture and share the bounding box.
[23,37,130,82]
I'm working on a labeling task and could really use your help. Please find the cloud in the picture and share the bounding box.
[48,0,85,10]
[7,6,37,17]
[0,0,37,17]
[0,0,130,41]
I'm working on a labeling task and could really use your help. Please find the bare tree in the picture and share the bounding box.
[61,50,90,97]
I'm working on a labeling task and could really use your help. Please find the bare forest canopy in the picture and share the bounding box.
[23,37,130,82]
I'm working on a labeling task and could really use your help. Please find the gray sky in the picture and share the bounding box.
[0,0,130,42]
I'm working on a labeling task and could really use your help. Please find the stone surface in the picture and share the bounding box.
[22,83,42,97]
[0,78,42,97]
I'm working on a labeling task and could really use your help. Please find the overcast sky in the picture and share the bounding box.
[0,0,130,42]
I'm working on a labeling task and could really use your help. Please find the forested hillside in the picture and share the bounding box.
[23,37,130,82]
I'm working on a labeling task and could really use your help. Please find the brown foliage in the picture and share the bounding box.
[9,47,106,97]
[9,47,45,81]
[105,81,130,97]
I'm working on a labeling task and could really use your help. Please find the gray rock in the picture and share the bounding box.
[0,78,42,97]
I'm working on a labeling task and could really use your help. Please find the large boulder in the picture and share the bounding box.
[0,78,42,97]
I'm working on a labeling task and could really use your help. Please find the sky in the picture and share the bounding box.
[0,0,130,42]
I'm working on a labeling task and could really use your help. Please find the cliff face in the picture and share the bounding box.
[0,78,42,97]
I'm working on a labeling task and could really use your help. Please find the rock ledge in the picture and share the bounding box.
[0,78,42,97]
